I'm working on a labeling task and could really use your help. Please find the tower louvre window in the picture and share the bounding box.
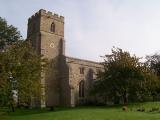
[80,67,84,74]
[51,22,55,32]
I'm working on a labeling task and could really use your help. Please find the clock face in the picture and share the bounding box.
[50,43,55,48]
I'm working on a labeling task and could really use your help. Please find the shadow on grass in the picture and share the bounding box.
[0,107,83,117]
[0,106,119,117]
[2,102,160,117]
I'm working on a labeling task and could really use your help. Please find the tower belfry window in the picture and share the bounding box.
[80,67,84,74]
[51,22,55,32]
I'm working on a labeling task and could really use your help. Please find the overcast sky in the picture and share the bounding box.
[1,0,160,62]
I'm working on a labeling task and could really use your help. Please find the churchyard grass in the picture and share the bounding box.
[1,102,160,120]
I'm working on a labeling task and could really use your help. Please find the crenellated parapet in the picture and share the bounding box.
[28,9,64,23]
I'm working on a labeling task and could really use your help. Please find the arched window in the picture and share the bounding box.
[79,80,85,98]
[51,22,55,32]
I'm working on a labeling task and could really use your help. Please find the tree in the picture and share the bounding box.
[0,41,48,111]
[146,53,160,100]
[146,53,160,76]
[0,17,22,50]
[91,47,157,105]
[0,17,48,111]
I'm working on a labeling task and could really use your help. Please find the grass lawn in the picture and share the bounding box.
[1,102,160,120]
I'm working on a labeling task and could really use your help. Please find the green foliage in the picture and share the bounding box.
[0,17,48,110]
[0,17,22,50]
[146,53,160,76]
[146,53,160,99]
[0,41,48,109]
[92,47,157,104]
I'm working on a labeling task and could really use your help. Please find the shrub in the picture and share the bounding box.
[122,106,128,112]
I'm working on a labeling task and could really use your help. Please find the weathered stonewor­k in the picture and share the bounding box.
[27,9,103,107]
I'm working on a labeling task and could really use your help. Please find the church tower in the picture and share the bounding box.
[27,9,65,107]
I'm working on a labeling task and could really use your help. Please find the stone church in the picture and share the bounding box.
[27,9,103,107]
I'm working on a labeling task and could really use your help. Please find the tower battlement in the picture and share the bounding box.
[28,9,64,23]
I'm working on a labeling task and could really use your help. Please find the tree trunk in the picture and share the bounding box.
[123,90,128,105]
[11,104,15,112]
[9,103,15,112]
